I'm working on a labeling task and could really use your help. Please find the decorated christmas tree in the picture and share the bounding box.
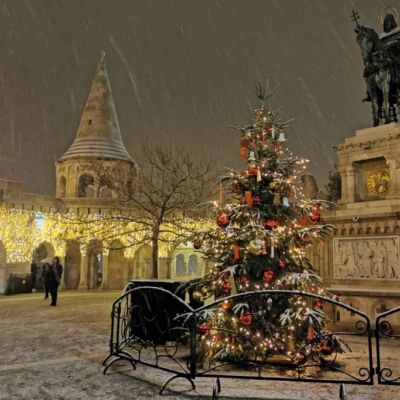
[190,82,342,365]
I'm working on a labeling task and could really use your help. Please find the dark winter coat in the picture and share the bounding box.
[54,263,63,282]
[44,265,59,286]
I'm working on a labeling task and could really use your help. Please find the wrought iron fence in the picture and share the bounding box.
[375,305,400,385]
[103,286,378,399]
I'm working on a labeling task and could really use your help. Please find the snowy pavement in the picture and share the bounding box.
[0,291,399,400]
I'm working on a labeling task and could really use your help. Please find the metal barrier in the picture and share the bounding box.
[103,286,378,399]
[375,305,400,385]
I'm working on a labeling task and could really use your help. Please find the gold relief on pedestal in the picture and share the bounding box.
[366,170,390,197]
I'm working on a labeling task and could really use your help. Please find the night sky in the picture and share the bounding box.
[0,0,394,195]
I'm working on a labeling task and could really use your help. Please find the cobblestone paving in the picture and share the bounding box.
[0,291,399,400]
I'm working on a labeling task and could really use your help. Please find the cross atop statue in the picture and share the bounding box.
[351,10,360,28]
[352,9,400,126]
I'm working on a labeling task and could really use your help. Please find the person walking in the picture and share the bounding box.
[48,257,63,306]
[44,262,58,306]
[53,257,63,284]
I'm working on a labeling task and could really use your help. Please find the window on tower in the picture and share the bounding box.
[78,174,95,198]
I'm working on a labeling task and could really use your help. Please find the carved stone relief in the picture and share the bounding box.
[333,236,400,279]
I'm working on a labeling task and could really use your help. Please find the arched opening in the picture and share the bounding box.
[87,240,103,289]
[34,242,55,263]
[169,242,206,279]
[108,240,126,289]
[175,254,185,276]
[58,175,66,198]
[78,174,95,198]
[64,240,81,290]
[188,254,199,276]
[133,245,152,278]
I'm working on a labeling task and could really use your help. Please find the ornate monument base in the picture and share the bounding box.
[315,123,400,327]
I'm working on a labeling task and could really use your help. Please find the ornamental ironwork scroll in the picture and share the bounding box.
[375,305,400,385]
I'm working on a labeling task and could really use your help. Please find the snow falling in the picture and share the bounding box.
[0,0,394,194]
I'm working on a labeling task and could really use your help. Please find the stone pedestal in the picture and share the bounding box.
[316,123,400,326]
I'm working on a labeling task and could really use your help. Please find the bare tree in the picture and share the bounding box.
[94,141,216,278]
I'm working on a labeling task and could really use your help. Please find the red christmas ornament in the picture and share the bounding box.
[309,203,321,224]
[246,166,259,176]
[216,213,230,227]
[264,219,278,229]
[314,300,324,309]
[253,195,261,204]
[263,270,275,282]
[239,275,249,286]
[320,344,333,355]
[279,259,286,269]
[239,312,253,325]
[221,280,232,293]
[193,240,202,250]
[196,322,211,335]
[309,210,321,223]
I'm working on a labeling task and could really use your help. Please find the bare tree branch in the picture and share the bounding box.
[89,140,217,277]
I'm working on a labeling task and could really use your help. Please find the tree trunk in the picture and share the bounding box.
[151,230,159,279]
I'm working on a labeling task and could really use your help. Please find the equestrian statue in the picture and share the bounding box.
[352,8,400,126]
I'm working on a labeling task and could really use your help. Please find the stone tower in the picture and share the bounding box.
[56,52,136,202]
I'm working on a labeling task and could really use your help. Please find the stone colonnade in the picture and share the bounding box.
[45,241,208,291]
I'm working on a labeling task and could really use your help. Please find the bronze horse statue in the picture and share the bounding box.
[355,25,394,126]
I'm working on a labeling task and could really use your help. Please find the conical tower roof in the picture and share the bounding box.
[59,52,133,162]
